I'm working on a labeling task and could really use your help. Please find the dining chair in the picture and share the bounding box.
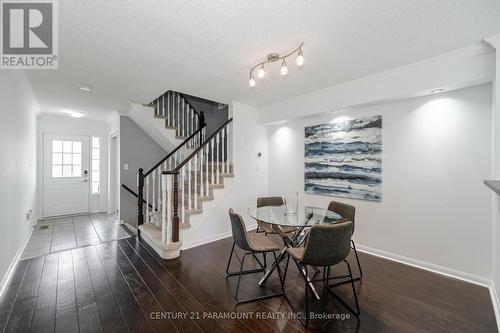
[327,201,363,279]
[226,209,284,304]
[283,221,360,327]
[256,196,297,235]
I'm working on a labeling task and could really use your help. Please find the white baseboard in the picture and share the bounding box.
[489,283,500,333]
[0,226,34,297]
[356,244,491,287]
[124,222,137,233]
[182,222,257,251]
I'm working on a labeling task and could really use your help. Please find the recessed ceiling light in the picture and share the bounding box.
[430,88,444,94]
[64,110,86,118]
[79,84,92,92]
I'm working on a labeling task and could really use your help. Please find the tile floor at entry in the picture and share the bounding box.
[21,213,133,259]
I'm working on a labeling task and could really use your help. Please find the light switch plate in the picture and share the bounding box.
[124,164,129,170]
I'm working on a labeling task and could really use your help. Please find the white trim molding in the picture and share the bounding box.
[0,227,34,298]
[484,34,500,50]
[356,244,491,287]
[489,283,500,333]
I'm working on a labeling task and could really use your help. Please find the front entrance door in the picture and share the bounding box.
[43,134,90,217]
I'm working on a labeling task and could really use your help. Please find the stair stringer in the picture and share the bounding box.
[128,102,185,151]
[179,177,234,249]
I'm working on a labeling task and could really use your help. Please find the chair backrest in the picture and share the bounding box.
[228,209,252,251]
[301,221,353,267]
[257,196,284,208]
[327,201,356,234]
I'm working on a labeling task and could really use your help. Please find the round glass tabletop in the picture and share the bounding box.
[248,205,342,227]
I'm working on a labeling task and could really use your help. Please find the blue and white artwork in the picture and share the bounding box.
[304,115,382,201]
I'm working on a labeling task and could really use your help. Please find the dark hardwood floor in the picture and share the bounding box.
[0,235,497,332]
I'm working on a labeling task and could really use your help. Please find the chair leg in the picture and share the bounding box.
[234,253,247,301]
[231,250,284,304]
[272,251,284,291]
[282,253,291,285]
[345,260,360,315]
[263,252,267,268]
[225,242,235,276]
[281,258,317,327]
[303,264,310,327]
[324,261,360,316]
[351,240,363,278]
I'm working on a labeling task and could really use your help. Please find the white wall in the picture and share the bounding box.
[37,114,108,217]
[181,102,269,248]
[106,111,121,216]
[267,85,493,282]
[485,35,500,324]
[0,71,39,287]
[119,116,167,227]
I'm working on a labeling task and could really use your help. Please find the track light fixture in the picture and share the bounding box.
[248,42,304,87]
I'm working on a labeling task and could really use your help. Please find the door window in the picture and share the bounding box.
[52,140,82,177]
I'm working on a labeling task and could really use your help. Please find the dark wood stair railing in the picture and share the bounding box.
[137,119,207,229]
[152,90,203,139]
[162,118,233,244]
[122,183,153,209]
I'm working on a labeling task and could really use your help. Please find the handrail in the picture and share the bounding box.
[151,90,201,117]
[144,124,207,177]
[164,118,233,174]
[178,92,201,117]
[122,184,153,209]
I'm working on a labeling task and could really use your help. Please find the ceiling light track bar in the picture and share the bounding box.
[248,42,304,87]
[249,42,304,73]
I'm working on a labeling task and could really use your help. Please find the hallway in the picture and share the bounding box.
[21,214,134,260]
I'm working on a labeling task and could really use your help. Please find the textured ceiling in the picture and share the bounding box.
[25,0,500,119]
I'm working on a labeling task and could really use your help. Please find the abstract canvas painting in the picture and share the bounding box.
[304,115,382,201]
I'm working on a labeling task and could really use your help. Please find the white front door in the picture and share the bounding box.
[43,134,90,217]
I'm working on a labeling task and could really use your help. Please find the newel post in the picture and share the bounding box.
[172,172,180,243]
[137,168,144,229]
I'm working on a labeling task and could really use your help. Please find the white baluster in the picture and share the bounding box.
[222,128,226,174]
[157,168,162,212]
[176,93,180,136]
[216,132,220,184]
[152,171,156,213]
[200,148,204,197]
[189,107,193,137]
[194,153,198,209]
[171,92,175,129]
[182,98,186,138]
[161,94,165,118]
[161,174,172,244]
[145,176,150,223]
[205,145,209,195]
[188,158,192,210]
[187,108,190,136]
[181,166,185,224]
[211,139,215,185]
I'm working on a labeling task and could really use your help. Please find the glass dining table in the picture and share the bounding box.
[247,204,342,300]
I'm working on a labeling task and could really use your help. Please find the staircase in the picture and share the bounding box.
[129,91,202,150]
[135,90,233,259]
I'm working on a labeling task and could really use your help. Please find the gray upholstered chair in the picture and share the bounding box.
[226,209,284,304]
[327,201,362,278]
[256,196,297,235]
[283,221,359,326]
